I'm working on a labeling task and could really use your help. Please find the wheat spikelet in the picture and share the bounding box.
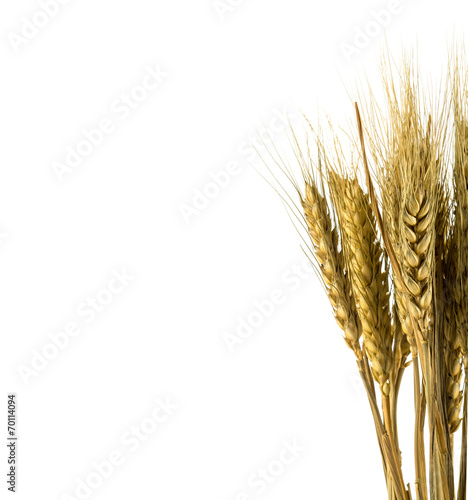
[400,182,435,344]
[453,119,468,361]
[442,219,464,434]
[378,132,418,357]
[301,180,361,356]
[328,171,393,394]
[446,104,468,437]
[443,292,463,434]
[380,80,438,354]
[392,302,411,376]
[432,177,464,436]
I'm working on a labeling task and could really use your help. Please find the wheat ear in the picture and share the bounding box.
[301,180,361,358]
[328,172,393,395]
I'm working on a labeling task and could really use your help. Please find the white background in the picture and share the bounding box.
[1,1,467,499]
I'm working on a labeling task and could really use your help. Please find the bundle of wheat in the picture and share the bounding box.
[264,52,468,499]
